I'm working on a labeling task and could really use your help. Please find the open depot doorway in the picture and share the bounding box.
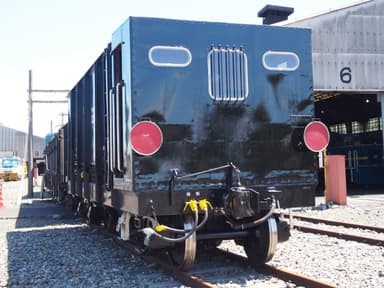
[315,92,384,189]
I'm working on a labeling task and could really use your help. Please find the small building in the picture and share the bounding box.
[285,0,384,186]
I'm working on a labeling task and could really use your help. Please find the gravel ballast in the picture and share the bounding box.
[0,217,181,287]
[1,188,383,287]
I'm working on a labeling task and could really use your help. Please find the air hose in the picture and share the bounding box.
[141,199,212,243]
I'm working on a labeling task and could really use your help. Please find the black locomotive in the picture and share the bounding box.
[44,17,329,270]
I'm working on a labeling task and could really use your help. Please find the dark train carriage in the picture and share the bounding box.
[67,49,108,218]
[106,18,319,208]
[65,17,329,271]
[43,124,68,201]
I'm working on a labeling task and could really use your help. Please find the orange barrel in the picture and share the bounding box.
[325,155,347,205]
[0,183,3,208]
[34,167,38,178]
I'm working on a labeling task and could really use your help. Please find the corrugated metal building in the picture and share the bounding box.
[286,0,383,92]
[285,0,384,186]
[0,124,45,159]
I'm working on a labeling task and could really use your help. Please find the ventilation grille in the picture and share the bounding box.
[208,46,248,102]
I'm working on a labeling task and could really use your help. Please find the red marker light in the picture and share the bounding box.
[303,121,330,152]
[130,121,163,156]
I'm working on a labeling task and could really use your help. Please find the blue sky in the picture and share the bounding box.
[0,0,362,137]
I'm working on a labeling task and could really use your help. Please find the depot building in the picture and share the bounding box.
[277,0,384,188]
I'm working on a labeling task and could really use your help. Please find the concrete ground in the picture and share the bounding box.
[0,177,72,219]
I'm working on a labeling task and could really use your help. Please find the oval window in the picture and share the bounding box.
[149,46,192,67]
[263,51,300,71]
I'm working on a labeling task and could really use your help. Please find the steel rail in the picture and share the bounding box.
[147,254,217,288]
[293,223,384,246]
[259,265,338,288]
[222,250,338,288]
[112,236,217,288]
[126,239,340,288]
[277,212,384,233]
[104,226,337,287]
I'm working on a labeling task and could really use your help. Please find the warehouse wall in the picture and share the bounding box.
[285,0,384,92]
[0,125,45,159]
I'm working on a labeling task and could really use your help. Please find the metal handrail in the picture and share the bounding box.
[115,82,124,174]
[108,88,114,173]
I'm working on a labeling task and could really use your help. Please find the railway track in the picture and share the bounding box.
[93,209,384,287]
[112,235,217,288]
[277,212,384,246]
[348,195,384,203]
[221,249,338,288]
[111,231,338,288]
[146,247,339,288]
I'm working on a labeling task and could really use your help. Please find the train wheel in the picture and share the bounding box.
[243,217,278,267]
[168,215,196,272]
[71,196,81,213]
[86,205,103,226]
[104,208,118,234]
[77,200,88,218]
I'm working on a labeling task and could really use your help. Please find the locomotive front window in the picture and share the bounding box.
[262,51,300,71]
[149,46,192,67]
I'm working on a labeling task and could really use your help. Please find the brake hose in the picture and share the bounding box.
[141,208,198,243]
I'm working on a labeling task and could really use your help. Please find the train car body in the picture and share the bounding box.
[48,17,329,270]
[103,17,318,211]
[43,125,68,201]
[67,50,107,215]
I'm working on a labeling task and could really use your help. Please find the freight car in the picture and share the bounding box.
[43,125,68,201]
[44,17,329,271]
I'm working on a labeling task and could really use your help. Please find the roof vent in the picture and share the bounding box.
[258,5,294,25]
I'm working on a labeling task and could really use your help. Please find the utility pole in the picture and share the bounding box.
[27,70,70,198]
[28,70,33,198]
